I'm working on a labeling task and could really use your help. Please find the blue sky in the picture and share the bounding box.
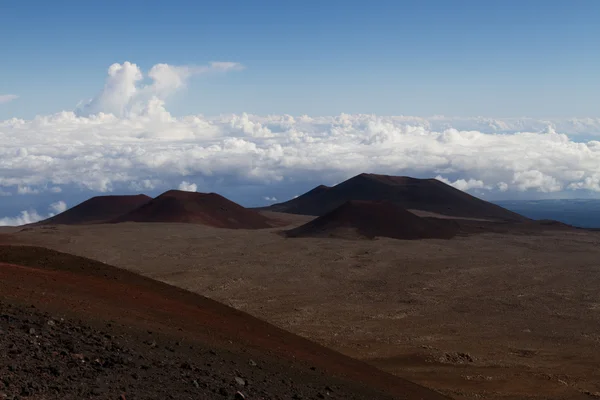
[2,0,600,119]
[1,1,600,224]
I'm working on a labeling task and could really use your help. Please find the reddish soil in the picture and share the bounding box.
[0,245,448,400]
[265,173,527,221]
[285,200,459,240]
[36,194,151,225]
[113,190,275,229]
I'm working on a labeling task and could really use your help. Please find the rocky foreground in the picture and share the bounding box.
[0,300,392,400]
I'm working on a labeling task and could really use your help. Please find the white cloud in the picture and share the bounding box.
[17,185,40,195]
[0,210,45,226]
[129,179,161,191]
[0,94,18,104]
[77,61,243,117]
[512,170,563,193]
[178,181,197,192]
[263,196,278,202]
[0,201,67,226]
[49,200,67,214]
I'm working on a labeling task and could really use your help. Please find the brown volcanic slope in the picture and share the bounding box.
[37,194,151,225]
[266,173,527,221]
[286,200,459,240]
[0,245,448,400]
[113,190,274,229]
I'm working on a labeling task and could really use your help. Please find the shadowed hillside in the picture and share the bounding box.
[285,200,459,240]
[113,190,275,229]
[266,173,527,221]
[37,194,151,225]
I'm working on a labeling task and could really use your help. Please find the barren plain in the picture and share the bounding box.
[3,217,600,400]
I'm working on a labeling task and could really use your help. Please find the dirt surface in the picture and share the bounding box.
[5,223,600,399]
[285,201,458,240]
[112,190,275,229]
[37,195,151,225]
[263,173,526,221]
[0,246,448,400]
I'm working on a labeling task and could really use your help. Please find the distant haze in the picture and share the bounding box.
[496,200,600,228]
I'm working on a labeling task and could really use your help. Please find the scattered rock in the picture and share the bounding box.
[234,377,246,386]
[234,392,246,400]
[248,359,257,367]
[437,352,474,364]
[47,320,55,327]
[28,328,35,335]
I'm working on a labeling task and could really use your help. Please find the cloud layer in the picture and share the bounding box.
[1,61,600,209]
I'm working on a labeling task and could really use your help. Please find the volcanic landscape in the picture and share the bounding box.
[2,173,600,400]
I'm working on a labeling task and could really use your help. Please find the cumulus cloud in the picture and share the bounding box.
[49,200,67,214]
[0,201,67,226]
[17,185,40,195]
[77,61,243,117]
[178,181,198,192]
[263,196,278,202]
[0,94,18,104]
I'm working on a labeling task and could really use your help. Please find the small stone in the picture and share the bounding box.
[248,359,257,367]
[234,377,246,386]
[119,394,127,400]
[192,380,200,388]
[234,392,245,400]
[47,320,55,326]
[91,387,103,396]
[28,328,35,335]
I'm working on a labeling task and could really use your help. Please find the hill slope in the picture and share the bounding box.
[267,173,527,221]
[0,245,449,400]
[38,194,151,225]
[286,200,459,240]
[113,190,274,229]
